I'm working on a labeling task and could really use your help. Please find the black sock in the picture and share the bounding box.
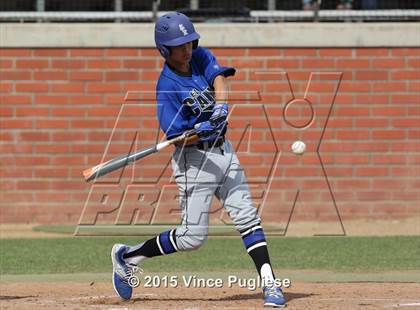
[123,237,162,259]
[240,224,275,281]
[122,229,178,259]
[248,245,275,278]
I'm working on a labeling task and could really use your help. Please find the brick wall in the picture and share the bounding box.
[0,47,419,225]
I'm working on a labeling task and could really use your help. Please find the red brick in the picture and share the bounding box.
[123,82,155,92]
[14,156,50,165]
[231,59,264,68]
[16,82,49,92]
[336,130,369,139]
[371,107,406,117]
[372,130,405,139]
[0,60,13,68]
[248,49,282,56]
[34,71,67,80]
[351,142,389,152]
[392,118,419,128]
[16,59,49,69]
[373,179,406,190]
[105,49,139,56]
[34,49,67,57]
[70,71,103,81]
[17,180,50,190]
[52,60,85,69]
[356,94,389,104]
[88,59,121,68]
[334,155,369,164]
[357,191,389,201]
[69,95,102,105]
[356,48,389,57]
[391,71,419,80]
[35,168,69,178]
[0,119,33,129]
[36,120,69,129]
[0,49,32,56]
[301,59,335,68]
[123,59,156,69]
[284,49,317,57]
[408,82,420,92]
[355,119,389,127]
[266,59,300,68]
[0,71,31,80]
[372,155,406,164]
[391,94,419,104]
[0,107,13,117]
[319,49,352,57]
[140,71,160,80]
[372,82,406,92]
[390,142,418,152]
[407,58,420,68]
[0,143,32,154]
[105,71,139,81]
[52,132,86,141]
[86,107,119,117]
[0,95,32,105]
[307,82,339,92]
[355,71,388,80]
[286,72,311,81]
[16,107,49,117]
[70,48,103,56]
[337,180,371,189]
[335,107,369,116]
[87,83,121,93]
[51,107,85,117]
[35,144,70,153]
[19,132,50,141]
[372,58,405,68]
[71,120,105,128]
[336,59,370,68]
[391,48,420,56]
[35,95,68,105]
[355,167,389,177]
[339,82,370,92]
[407,106,419,115]
[140,49,160,57]
[51,83,84,93]
[0,83,13,93]
[212,48,246,57]
[105,95,126,104]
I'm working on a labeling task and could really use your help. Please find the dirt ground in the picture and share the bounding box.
[1,280,420,310]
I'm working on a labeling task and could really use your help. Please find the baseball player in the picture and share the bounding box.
[111,12,285,307]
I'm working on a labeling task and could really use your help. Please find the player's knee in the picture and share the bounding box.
[177,232,208,251]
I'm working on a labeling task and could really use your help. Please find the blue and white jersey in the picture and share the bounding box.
[156,47,235,139]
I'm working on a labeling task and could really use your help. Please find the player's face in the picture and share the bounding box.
[169,42,193,65]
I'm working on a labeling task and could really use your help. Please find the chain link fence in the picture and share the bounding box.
[0,0,419,22]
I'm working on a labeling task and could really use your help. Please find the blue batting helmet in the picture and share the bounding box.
[154,12,200,58]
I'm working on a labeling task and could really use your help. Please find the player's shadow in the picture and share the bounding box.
[0,295,35,300]
[130,291,313,302]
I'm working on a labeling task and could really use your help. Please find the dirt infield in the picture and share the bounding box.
[1,280,420,309]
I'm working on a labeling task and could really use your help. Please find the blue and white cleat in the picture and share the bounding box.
[263,286,286,307]
[111,244,136,300]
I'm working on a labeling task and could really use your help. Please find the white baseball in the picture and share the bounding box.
[291,141,306,155]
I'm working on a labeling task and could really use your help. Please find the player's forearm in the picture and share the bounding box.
[213,75,229,103]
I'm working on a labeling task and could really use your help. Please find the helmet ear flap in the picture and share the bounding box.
[159,45,170,58]
[192,39,199,49]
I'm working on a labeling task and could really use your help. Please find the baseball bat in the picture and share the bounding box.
[83,130,197,182]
